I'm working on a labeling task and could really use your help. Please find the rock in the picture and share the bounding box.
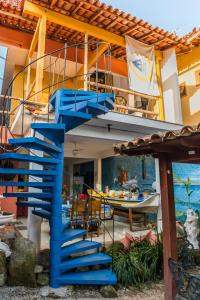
[36,272,49,286]
[39,286,50,297]
[8,237,37,287]
[40,286,74,298]
[34,264,43,274]
[175,295,186,300]
[0,241,11,257]
[0,251,7,286]
[38,249,49,269]
[194,251,200,266]
[0,224,16,249]
[0,224,16,240]
[100,285,118,298]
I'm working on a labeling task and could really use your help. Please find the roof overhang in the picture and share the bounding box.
[0,0,192,57]
[114,124,200,163]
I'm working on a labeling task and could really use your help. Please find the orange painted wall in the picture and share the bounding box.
[0,25,127,77]
[0,183,17,217]
[0,127,18,217]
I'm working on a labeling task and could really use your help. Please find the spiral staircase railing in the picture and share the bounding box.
[0,41,116,286]
[0,41,113,148]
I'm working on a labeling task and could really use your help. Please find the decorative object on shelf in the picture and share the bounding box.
[115,96,127,113]
[0,212,15,225]
[122,176,139,193]
[118,167,128,187]
[62,184,69,203]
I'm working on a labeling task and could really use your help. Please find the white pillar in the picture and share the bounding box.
[94,158,102,191]
[27,129,43,253]
[155,158,163,233]
[161,48,183,124]
[84,32,88,91]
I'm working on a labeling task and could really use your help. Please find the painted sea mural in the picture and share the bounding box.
[173,163,200,222]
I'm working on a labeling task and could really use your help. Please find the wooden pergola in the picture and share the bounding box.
[114,124,200,300]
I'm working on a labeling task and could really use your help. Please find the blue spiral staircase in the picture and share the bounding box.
[0,89,117,287]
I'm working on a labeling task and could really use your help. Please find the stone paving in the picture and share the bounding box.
[0,282,164,300]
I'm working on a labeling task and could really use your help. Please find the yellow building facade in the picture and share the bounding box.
[177,31,200,125]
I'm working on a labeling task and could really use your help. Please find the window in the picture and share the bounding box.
[0,46,8,94]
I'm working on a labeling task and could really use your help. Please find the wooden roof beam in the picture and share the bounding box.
[0,9,37,24]
[122,24,139,35]
[104,17,119,30]
[89,11,103,23]
[23,1,125,47]
[50,0,58,9]
[68,31,83,41]
[138,31,155,41]
[70,1,83,16]
[77,42,109,78]
[25,17,41,65]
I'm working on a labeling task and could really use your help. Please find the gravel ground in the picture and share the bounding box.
[0,282,164,300]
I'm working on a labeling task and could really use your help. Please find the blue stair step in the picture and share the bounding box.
[99,98,115,110]
[16,201,51,209]
[50,89,97,106]
[32,209,51,220]
[60,101,109,116]
[61,240,102,258]
[58,111,92,131]
[0,153,59,165]
[57,269,117,285]
[58,110,91,121]
[31,123,65,144]
[62,220,71,231]
[9,137,62,155]
[86,101,109,115]
[0,181,53,188]
[60,101,88,112]
[60,93,113,105]
[59,253,112,272]
[0,168,56,177]
[3,192,52,200]
[62,229,87,244]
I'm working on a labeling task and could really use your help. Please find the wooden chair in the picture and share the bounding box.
[71,198,87,229]
[86,198,102,237]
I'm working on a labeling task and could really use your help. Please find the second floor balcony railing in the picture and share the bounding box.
[0,41,161,138]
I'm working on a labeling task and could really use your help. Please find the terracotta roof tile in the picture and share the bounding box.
[114,124,200,155]
[0,0,192,57]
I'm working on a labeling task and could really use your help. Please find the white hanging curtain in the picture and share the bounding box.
[125,36,160,97]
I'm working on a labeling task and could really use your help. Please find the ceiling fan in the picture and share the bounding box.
[72,142,83,156]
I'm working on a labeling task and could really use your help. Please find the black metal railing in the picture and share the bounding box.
[0,41,113,152]
[72,182,115,253]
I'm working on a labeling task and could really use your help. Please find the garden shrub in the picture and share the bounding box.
[106,238,163,287]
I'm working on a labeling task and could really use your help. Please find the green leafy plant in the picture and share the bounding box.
[174,174,194,207]
[106,238,163,287]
